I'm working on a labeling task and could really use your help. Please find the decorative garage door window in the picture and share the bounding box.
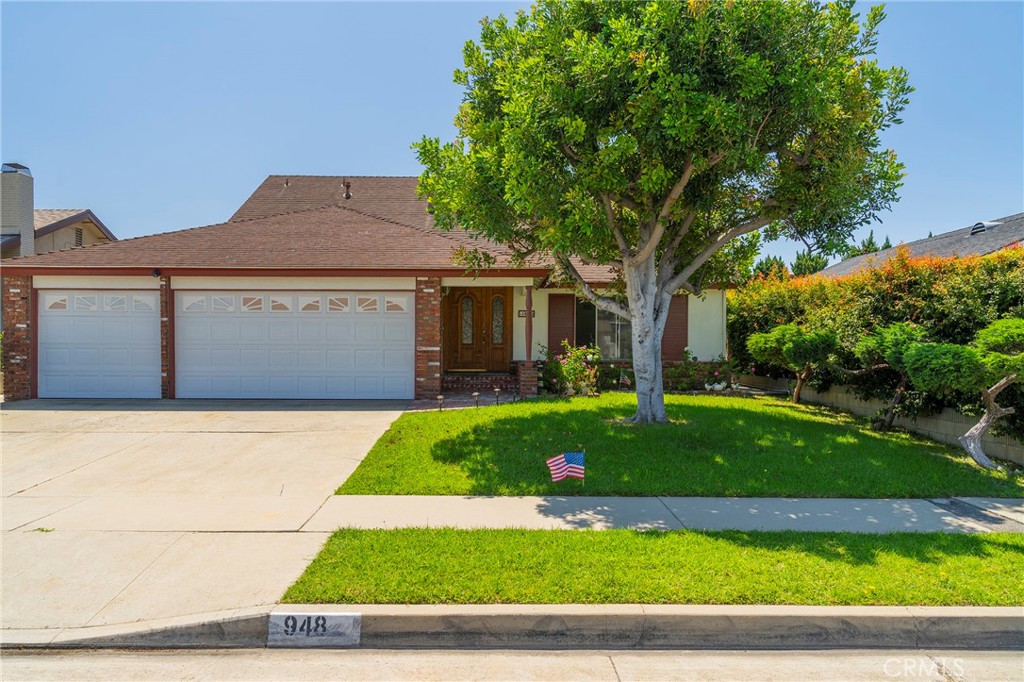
[385,296,408,313]
[328,296,350,313]
[299,296,321,312]
[242,296,263,312]
[45,294,69,311]
[75,295,98,312]
[211,295,235,312]
[133,295,156,312]
[104,295,128,312]
[357,296,379,313]
[270,296,293,312]
[182,295,206,312]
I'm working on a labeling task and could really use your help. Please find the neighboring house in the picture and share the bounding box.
[1,163,117,259]
[820,212,1024,278]
[0,175,727,401]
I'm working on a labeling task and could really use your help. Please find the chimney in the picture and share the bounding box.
[1,163,34,257]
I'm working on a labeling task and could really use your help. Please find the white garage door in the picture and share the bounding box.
[38,290,161,398]
[175,291,414,399]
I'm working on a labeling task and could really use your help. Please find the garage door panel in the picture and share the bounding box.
[69,348,100,366]
[180,320,210,342]
[354,322,381,343]
[326,349,353,370]
[176,290,413,399]
[101,348,130,366]
[211,320,240,342]
[239,320,266,342]
[326,321,354,342]
[74,321,104,342]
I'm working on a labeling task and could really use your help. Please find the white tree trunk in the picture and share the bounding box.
[959,374,1017,470]
[623,259,671,423]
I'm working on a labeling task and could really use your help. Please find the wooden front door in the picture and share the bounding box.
[443,287,513,372]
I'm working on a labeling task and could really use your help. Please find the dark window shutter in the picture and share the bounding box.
[661,295,689,361]
[548,294,576,354]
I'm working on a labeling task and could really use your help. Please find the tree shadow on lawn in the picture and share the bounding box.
[427,398,1022,498]
[624,527,1024,567]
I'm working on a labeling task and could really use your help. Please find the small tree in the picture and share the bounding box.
[904,319,1024,469]
[751,256,790,281]
[748,324,836,404]
[790,250,829,277]
[847,322,926,431]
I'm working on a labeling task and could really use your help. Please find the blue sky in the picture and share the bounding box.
[2,1,1022,266]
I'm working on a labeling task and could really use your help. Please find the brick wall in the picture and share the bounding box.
[1,274,33,401]
[415,277,442,399]
[159,276,173,398]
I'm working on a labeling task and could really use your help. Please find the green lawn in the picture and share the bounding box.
[283,528,1024,606]
[339,394,1023,498]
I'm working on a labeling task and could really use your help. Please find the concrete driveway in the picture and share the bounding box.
[1,399,404,641]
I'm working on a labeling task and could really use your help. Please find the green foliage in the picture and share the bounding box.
[415,0,911,418]
[844,230,892,258]
[748,324,834,374]
[542,341,602,396]
[728,248,1024,435]
[904,343,986,395]
[975,318,1024,356]
[751,255,790,281]
[853,322,927,375]
[663,352,736,392]
[790,250,830,276]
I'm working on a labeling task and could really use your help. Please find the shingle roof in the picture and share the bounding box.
[2,204,534,271]
[34,209,88,229]
[230,175,432,228]
[821,212,1024,277]
[5,175,620,281]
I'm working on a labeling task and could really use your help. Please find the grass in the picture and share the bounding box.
[283,528,1024,606]
[338,393,1023,498]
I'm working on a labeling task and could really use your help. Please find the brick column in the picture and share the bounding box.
[159,276,174,398]
[1,274,33,401]
[415,277,442,399]
[517,362,538,396]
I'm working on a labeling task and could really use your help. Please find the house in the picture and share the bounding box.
[0,175,727,401]
[820,212,1024,277]
[1,164,117,259]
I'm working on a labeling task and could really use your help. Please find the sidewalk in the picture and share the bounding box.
[303,495,1024,533]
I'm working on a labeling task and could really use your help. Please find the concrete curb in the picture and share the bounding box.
[3,604,1022,650]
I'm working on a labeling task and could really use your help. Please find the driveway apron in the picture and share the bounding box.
[1,399,403,631]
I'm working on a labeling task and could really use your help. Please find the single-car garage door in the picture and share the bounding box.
[174,291,414,399]
[38,290,161,398]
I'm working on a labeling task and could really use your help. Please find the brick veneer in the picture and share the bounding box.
[1,274,33,401]
[159,276,173,398]
[516,361,538,396]
[415,277,442,399]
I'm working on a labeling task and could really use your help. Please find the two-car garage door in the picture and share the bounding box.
[174,291,414,399]
[35,289,415,399]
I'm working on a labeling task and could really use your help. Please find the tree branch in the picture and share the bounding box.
[752,108,773,149]
[600,192,631,257]
[664,213,774,294]
[656,211,696,288]
[832,363,890,376]
[556,254,630,320]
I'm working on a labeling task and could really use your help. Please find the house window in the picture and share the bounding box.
[574,300,631,360]
[103,294,128,312]
[357,296,379,313]
[242,296,264,312]
[270,296,293,312]
[74,295,98,312]
[299,296,321,312]
[327,296,350,313]
[45,294,68,311]
[133,295,156,312]
[211,295,235,312]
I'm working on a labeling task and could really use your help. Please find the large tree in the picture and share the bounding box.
[416,0,910,423]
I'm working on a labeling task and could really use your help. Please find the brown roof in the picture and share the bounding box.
[5,175,618,281]
[231,176,432,229]
[2,204,532,271]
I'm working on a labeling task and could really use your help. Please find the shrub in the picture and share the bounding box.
[542,341,602,396]
[748,324,836,403]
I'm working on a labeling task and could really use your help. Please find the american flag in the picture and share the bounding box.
[546,451,585,482]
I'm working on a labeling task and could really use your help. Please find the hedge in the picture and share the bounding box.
[727,246,1024,440]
